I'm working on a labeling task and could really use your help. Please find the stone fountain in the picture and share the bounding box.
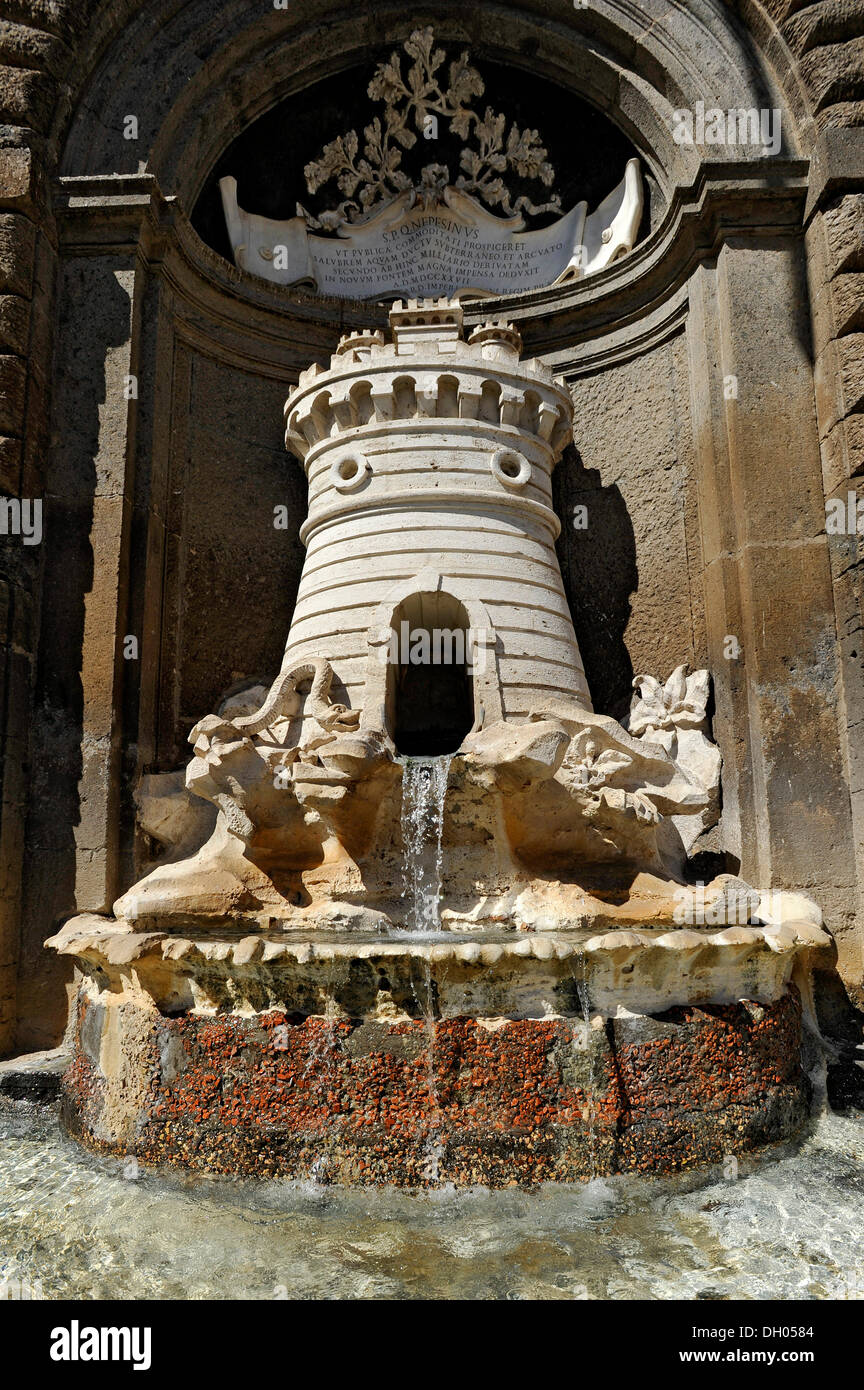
[49,299,828,1185]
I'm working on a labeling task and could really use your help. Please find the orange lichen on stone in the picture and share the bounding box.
[60,988,808,1187]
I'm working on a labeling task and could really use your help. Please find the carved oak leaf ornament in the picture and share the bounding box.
[302,27,562,230]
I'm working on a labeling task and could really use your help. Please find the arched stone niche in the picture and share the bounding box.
[8,0,863,1053]
[364,574,503,751]
[385,592,475,756]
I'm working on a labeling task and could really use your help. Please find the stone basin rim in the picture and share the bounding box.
[48,912,831,968]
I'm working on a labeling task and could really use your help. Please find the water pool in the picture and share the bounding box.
[1,1100,862,1300]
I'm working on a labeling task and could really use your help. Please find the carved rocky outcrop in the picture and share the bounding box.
[115,659,399,925]
[114,655,730,931]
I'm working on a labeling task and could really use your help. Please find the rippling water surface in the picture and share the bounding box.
[1,1102,862,1300]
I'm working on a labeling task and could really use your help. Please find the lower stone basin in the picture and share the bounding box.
[49,915,828,1186]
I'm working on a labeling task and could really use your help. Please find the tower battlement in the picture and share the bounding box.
[284,298,572,470]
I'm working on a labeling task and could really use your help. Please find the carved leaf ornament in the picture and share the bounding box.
[299,27,562,231]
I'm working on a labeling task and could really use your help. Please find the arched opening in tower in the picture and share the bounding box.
[388,592,474,756]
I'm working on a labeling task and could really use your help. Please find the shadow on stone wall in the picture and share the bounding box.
[554,445,638,722]
[18,261,134,1049]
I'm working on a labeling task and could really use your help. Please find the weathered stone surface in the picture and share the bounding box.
[49,916,828,1017]
[562,332,703,717]
[823,410,864,489]
[134,769,216,862]
[0,20,72,80]
[0,351,27,433]
[816,331,864,434]
[60,985,809,1185]
[0,1046,68,1101]
[783,0,864,59]
[0,432,22,492]
[0,64,55,129]
[801,39,864,113]
[757,0,806,24]
[817,99,864,130]
[0,211,34,297]
[0,147,39,215]
[0,292,30,354]
[818,195,864,279]
[828,271,864,336]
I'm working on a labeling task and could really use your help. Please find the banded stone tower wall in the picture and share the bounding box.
[283,300,591,728]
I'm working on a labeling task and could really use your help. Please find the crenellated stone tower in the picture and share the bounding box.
[281,298,591,745]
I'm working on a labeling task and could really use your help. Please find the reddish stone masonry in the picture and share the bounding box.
[62,987,808,1186]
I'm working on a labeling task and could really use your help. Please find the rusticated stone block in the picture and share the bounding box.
[0,2,96,45]
[815,332,864,434]
[807,129,864,228]
[0,353,26,435]
[835,332,864,417]
[0,293,30,354]
[0,19,73,79]
[61,987,808,1185]
[801,38,864,112]
[0,212,35,297]
[0,434,22,492]
[822,195,864,278]
[807,264,864,351]
[821,411,864,491]
[0,148,37,213]
[845,410,864,475]
[759,0,808,23]
[817,98,864,129]
[783,0,864,58]
[828,272,864,337]
[0,64,55,129]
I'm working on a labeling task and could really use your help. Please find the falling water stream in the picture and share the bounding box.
[397,755,454,1180]
[399,756,452,935]
[572,949,599,1180]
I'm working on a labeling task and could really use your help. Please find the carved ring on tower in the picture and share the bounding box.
[329,451,371,491]
[490,448,531,490]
